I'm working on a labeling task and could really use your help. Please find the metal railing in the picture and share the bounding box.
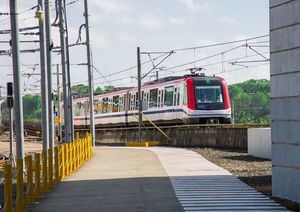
[3,133,92,212]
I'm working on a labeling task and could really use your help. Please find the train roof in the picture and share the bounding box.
[73,74,223,101]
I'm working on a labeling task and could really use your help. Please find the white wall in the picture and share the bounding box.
[248,128,271,159]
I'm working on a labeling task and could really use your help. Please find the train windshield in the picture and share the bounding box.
[195,85,223,104]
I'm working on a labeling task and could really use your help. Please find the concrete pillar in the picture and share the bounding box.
[270,0,300,203]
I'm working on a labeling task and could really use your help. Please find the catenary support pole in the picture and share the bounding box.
[9,0,25,209]
[44,0,54,151]
[137,47,142,142]
[57,64,62,143]
[63,0,74,141]
[37,0,49,151]
[84,0,95,146]
[58,0,70,142]
[37,0,49,192]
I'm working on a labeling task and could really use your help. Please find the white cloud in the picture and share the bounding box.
[117,32,136,43]
[138,13,164,29]
[168,17,186,25]
[179,0,214,12]
[194,39,216,46]
[90,33,110,48]
[218,16,237,25]
[92,0,129,13]
[230,34,248,41]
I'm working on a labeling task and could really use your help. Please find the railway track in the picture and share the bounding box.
[74,123,270,132]
[2,122,270,137]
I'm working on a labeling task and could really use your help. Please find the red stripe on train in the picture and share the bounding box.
[186,77,196,109]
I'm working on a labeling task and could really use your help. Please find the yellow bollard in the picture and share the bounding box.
[16,158,25,212]
[61,144,65,179]
[75,140,78,169]
[54,146,60,183]
[34,153,41,200]
[48,148,53,189]
[73,141,76,171]
[80,138,83,163]
[84,136,87,160]
[42,150,48,193]
[69,142,73,173]
[4,162,12,212]
[79,139,85,165]
[65,143,69,176]
[83,137,86,161]
[26,155,34,204]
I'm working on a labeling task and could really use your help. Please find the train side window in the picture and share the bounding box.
[177,87,180,106]
[149,89,158,108]
[164,86,174,107]
[112,96,119,112]
[183,84,187,105]
[102,97,108,113]
[174,87,177,106]
[94,100,99,114]
[75,102,81,116]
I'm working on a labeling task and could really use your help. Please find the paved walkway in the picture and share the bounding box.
[29,148,183,212]
[150,147,286,211]
[30,147,286,212]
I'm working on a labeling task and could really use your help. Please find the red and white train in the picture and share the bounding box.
[73,74,232,126]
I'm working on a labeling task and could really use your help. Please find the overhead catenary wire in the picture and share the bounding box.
[71,44,269,87]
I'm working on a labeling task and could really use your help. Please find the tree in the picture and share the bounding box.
[229,79,270,124]
[71,84,89,97]
[94,87,104,95]
[103,85,115,92]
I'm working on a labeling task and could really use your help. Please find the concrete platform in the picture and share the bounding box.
[29,148,183,212]
[29,147,286,211]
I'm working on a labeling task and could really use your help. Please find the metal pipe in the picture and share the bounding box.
[37,0,49,151]
[137,47,142,142]
[58,0,70,142]
[57,64,62,143]
[84,0,95,146]
[10,0,24,161]
[44,0,54,150]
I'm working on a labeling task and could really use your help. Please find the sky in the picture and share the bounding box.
[0,0,269,96]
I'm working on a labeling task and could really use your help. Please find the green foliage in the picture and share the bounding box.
[71,84,89,96]
[103,85,115,92]
[94,87,104,95]
[1,94,42,122]
[229,79,270,124]
[70,85,114,96]
[23,94,42,121]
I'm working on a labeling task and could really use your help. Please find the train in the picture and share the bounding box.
[72,74,232,127]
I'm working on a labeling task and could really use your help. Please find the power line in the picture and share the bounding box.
[173,35,269,52]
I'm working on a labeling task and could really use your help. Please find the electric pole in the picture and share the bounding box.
[56,64,62,143]
[37,0,49,193]
[63,0,74,141]
[44,0,54,151]
[44,0,54,187]
[9,0,25,209]
[58,0,71,142]
[137,47,142,142]
[84,0,95,146]
[36,0,49,151]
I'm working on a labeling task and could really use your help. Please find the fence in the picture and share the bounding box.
[3,133,92,212]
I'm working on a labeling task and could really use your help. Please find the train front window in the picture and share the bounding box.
[195,86,223,104]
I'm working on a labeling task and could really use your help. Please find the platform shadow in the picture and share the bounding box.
[28,177,183,212]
